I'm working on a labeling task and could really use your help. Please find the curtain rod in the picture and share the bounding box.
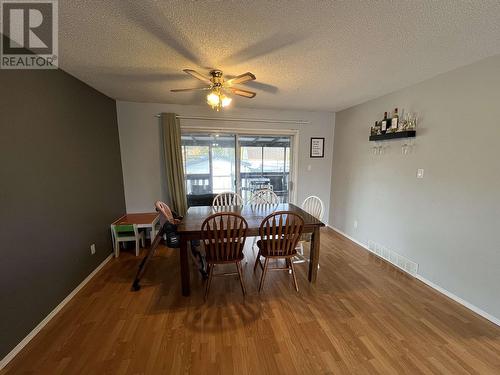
[154,114,309,125]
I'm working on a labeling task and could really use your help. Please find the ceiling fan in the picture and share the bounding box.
[171,69,257,111]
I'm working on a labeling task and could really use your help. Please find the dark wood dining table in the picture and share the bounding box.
[176,203,325,296]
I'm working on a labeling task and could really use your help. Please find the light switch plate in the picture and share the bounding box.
[417,169,424,179]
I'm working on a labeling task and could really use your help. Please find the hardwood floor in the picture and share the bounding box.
[3,228,500,374]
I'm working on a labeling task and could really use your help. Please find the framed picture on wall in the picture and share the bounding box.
[310,137,325,158]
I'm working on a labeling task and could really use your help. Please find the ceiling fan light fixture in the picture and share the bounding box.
[206,89,232,111]
[206,91,220,108]
[174,68,256,110]
[221,95,232,108]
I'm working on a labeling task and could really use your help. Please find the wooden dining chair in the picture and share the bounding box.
[295,196,324,262]
[201,212,248,299]
[212,192,243,206]
[249,188,280,252]
[254,211,304,292]
[301,196,324,221]
[249,188,280,205]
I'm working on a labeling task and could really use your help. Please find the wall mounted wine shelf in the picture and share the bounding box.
[369,130,416,141]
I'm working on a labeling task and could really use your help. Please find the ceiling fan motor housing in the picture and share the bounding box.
[210,70,224,87]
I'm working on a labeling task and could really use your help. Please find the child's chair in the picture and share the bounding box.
[111,224,145,257]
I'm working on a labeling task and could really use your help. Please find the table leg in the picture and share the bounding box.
[150,225,156,246]
[110,225,114,250]
[111,225,119,258]
[179,236,191,296]
[308,226,320,282]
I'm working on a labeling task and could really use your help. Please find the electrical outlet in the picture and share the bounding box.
[90,244,96,255]
[353,220,358,229]
[417,168,424,179]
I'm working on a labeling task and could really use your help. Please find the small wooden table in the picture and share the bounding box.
[111,212,160,244]
[177,203,325,296]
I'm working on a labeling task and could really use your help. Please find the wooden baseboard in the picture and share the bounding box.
[328,225,500,327]
[0,253,113,371]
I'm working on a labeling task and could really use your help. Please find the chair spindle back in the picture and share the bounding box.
[212,192,243,207]
[201,213,248,263]
[259,211,304,256]
[301,196,324,221]
[249,189,280,204]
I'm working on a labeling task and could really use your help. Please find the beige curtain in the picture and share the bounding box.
[161,113,188,215]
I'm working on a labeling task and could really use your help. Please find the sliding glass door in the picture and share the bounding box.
[181,131,293,205]
[239,135,291,203]
[181,133,236,202]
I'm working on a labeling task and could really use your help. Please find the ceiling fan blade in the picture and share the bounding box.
[226,72,256,85]
[171,87,211,92]
[183,69,212,84]
[230,87,256,98]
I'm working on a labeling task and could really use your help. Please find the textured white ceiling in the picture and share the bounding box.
[59,0,500,111]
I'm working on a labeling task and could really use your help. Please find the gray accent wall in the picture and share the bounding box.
[331,55,500,320]
[0,69,125,358]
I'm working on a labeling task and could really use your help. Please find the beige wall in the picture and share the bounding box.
[331,55,500,320]
[116,102,335,224]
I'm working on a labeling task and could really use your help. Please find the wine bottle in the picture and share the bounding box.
[391,108,399,129]
[381,112,388,133]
